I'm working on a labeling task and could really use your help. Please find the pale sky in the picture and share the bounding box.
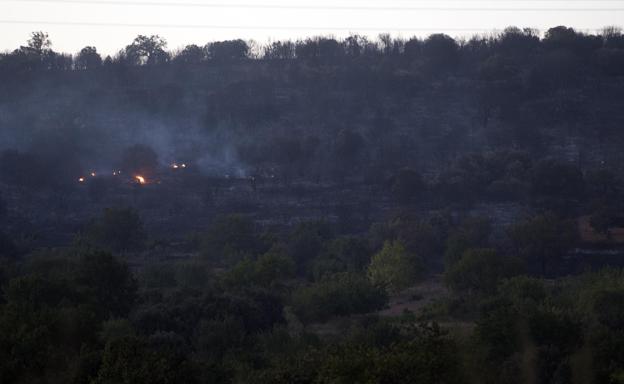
[0,0,622,55]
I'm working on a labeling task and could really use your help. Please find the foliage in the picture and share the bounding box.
[291,272,387,323]
[444,217,492,267]
[257,322,464,384]
[223,245,295,288]
[287,221,333,276]
[368,240,423,294]
[2,27,624,384]
[93,335,196,384]
[311,236,371,280]
[201,214,265,264]
[445,248,523,296]
[80,207,146,252]
[508,213,577,275]
[125,35,169,65]
[0,250,136,383]
[75,46,102,69]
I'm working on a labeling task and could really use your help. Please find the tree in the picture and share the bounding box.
[423,33,459,74]
[344,34,369,58]
[125,35,168,65]
[201,214,262,264]
[592,289,624,330]
[445,248,522,296]
[444,217,492,267]
[310,236,372,281]
[74,251,138,319]
[287,221,333,276]
[174,44,205,64]
[404,37,423,60]
[207,40,249,62]
[368,240,422,294]
[223,245,295,288]
[75,46,102,70]
[509,213,577,276]
[81,207,146,252]
[22,31,52,55]
[254,246,296,286]
[291,272,387,322]
[94,336,196,384]
[264,41,296,60]
[494,27,541,62]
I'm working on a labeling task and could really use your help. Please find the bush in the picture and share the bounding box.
[368,241,423,294]
[222,246,295,289]
[445,248,523,296]
[201,214,264,265]
[311,236,371,280]
[287,221,333,276]
[508,213,577,276]
[80,207,146,252]
[291,273,387,323]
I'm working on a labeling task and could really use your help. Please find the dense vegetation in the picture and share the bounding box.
[2,26,624,187]
[2,210,624,383]
[2,26,624,383]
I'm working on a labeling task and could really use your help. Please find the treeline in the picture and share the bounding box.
[3,27,624,73]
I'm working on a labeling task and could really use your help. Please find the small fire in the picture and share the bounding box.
[78,177,85,183]
[135,175,146,184]
[90,172,96,177]
[181,163,187,168]
[172,164,179,169]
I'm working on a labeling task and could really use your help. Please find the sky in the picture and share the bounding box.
[0,0,622,55]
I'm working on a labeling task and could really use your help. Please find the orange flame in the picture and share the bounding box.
[135,175,146,184]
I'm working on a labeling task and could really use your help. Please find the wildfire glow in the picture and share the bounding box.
[135,175,146,184]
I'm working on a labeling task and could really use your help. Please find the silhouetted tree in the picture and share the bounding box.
[423,33,459,73]
[75,46,102,70]
[81,207,146,252]
[125,35,169,65]
[509,213,577,275]
[368,240,422,293]
[263,41,296,60]
[174,44,205,64]
[207,40,249,62]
